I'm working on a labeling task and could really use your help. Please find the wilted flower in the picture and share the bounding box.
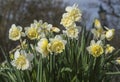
[36,38,49,57]
[11,50,33,70]
[48,35,66,54]
[105,44,115,54]
[87,40,104,57]
[25,24,40,40]
[9,24,23,41]
[105,28,115,41]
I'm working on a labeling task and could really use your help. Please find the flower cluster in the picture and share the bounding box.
[9,19,66,70]
[9,20,60,41]
[61,4,81,39]
[8,4,82,70]
[91,19,115,40]
[87,19,115,57]
[8,4,116,70]
[36,35,66,57]
[1,4,120,82]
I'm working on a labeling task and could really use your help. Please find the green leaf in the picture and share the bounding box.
[61,67,72,72]
[106,72,120,75]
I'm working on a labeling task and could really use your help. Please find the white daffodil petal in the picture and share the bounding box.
[14,50,20,60]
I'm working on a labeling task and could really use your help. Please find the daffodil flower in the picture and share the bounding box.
[60,13,74,28]
[33,20,43,28]
[9,24,23,41]
[36,38,49,57]
[47,35,67,54]
[65,4,82,21]
[61,4,82,28]
[105,44,115,54]
[63,24,79,39]
[51,27,60,33]
[25,24,40,40]
[11,50,33,70]
[91,19,105,40]
[105,27,115,41]
[87,40,104,57]
[40,22,53,35]
[116,58,120,64]
[94,19,102,29]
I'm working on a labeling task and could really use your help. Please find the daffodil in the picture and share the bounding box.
[116,60,120,64]
[60,13,74,28]
[40,22,53,36]
[91,19,105,40]
[25,24,40,40]
[33,20,43,28]
[105,44,115,54]
[36,38,49,57]
[63,24,79,39]
[65,4,82,21]
[61,4,81,28]
[94,19,102,28]
[51,27,60,33]
[91,28,105,40]
[87,40,104,57]
[9,24,23,41]
[105,28,115,41]
[116,58,120,64]
[48,35,66,54]
[21,40,28,49]
[11,50,33,70]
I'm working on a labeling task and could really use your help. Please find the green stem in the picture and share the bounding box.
[106,72,120,75]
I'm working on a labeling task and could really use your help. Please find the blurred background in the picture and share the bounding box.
[0,0,120,59]
[0,0,120,81]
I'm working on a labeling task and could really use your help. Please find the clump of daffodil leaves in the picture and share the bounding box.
[0,4,120,82]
